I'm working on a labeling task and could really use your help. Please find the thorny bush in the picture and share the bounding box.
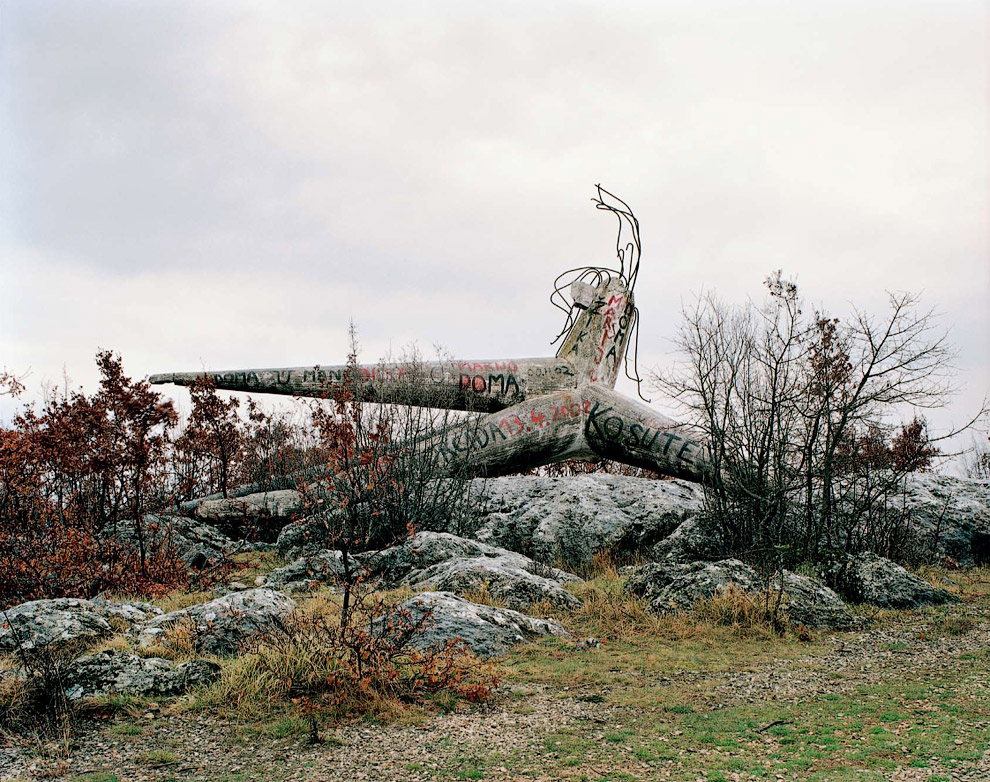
[205,591,498,730]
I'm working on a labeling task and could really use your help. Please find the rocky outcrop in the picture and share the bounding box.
[899,474,990,566]
[195,489,304,528]
[262,551,345,593]
[0,598,163,655]
[119,514,239,570]
[825,553,956,609]
[382,591,569,658]
[648,517,721,563]
[62,650,220,700]
[410,556,581,610]
[275,509,348,560]
[625,559,855,630]
[469,475,702,566]
[365,532,580,610]
[133,589,296,655]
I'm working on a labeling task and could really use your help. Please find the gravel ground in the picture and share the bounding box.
[4,606,989,782]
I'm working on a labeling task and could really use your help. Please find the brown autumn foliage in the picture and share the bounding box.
[173,374,245,501]
[0,351,188,608]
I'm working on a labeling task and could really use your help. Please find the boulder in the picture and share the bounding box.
[648,516,722,563]
[382,591,569,658]
[275,509,348,560]
[195,489,304,523]
[0,748,22,781]
[262,551,346,593]
[413,556,581,611]
[469,475,702,566]
[898,474,990,566]
[62,650,220,700]
[825,552,956,609]
[0,597,163,655]
[624,559,855,630]
[133,588,296,655]
[122,514,237,570]
[365,532,581,611]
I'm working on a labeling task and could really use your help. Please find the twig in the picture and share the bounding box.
[756,719,792,733]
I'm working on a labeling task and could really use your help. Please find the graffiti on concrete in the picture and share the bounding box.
[150,187,710,482]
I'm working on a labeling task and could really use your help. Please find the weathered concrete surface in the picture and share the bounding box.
[150,217,714,484]
[379,591,570,658]
[150,357,575,413]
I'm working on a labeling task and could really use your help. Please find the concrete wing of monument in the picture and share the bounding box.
[150,187,711,482]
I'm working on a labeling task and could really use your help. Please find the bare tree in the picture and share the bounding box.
[653,273,971,567]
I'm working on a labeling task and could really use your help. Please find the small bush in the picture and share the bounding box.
[196,593,498,727]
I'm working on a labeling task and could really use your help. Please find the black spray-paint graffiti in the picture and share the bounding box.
[584,401,701,466]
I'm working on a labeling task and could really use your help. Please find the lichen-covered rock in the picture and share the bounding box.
[275,509,349,560]
[624,559,854,629]
[648,516,721,563]
[133,588,296,655]
[470,475,702,566]
[90,597,164,624]
[262,551,345,592]
[62,650,220,700]
[775,571,856,630]
[122,514,236,570]
[413,556,581,611]
[195,489,304,523]
[898,474,990,566]
[825,553,956,608]
[0,597,163,655]
[382,591,569,658]
[0,747,23,781]
[365,532,580,611]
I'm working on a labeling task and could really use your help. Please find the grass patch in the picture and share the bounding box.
[138,749,177,766]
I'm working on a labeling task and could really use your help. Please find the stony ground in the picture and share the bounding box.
[7,574,990,782]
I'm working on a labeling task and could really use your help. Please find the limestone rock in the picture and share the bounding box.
[195,489,304,523]
[365,532,580,611]
[469,475,702,566]
[898,474,990,566]
[262,551,346,593]
[648,516,721,563]
[624,559,854,630]
[0,748,23,781]
[825,552,956,609]
[133,588,296,655]
[0,597,162,655]
[382,591,569,658]
[275,509,348,560]
[63,650,220,700]
[90,597,164,624]
[121,514,236,570]
[412,556,581,610]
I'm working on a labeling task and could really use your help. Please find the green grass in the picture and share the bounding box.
[138,749,177,766]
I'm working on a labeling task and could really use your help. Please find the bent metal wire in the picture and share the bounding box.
[550,185,647,400]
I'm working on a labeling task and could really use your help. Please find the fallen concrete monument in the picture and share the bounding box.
[151,188,710,481]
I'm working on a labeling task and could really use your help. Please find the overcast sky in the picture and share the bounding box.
[2,1,987,460]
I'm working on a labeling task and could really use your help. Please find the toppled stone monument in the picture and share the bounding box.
[151,188,711,483]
